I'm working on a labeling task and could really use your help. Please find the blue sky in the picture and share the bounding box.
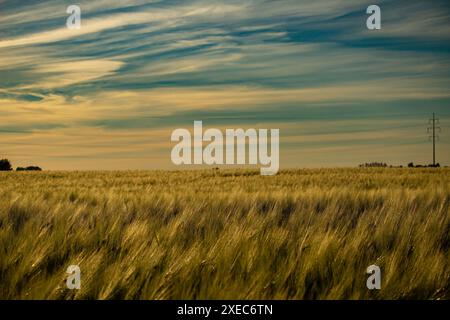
[0,0,449,169]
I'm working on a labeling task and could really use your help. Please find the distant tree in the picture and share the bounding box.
[16,166,42,171]
[25,166,42,171]
[408,162,414,168]
[0,159,12,171]
[359,162,389,168]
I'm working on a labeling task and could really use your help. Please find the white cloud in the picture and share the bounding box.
[23,59,124,89]
[0,3,245,49]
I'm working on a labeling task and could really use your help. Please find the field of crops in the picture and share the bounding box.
[0,168,449,299]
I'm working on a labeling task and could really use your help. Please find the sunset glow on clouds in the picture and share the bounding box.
[0,0,449,169]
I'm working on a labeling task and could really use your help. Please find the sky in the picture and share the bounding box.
[0,0,449,170]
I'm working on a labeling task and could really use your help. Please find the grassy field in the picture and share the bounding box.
[0,168,449,300]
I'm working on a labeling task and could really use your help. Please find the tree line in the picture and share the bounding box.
[0,159,42,171]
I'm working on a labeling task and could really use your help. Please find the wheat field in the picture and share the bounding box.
[0,168,449,299]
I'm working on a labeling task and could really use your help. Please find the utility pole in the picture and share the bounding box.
[427,113,440,166]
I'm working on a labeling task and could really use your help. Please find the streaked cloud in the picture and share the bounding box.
[24,59,124,89]
[0,0,449,169]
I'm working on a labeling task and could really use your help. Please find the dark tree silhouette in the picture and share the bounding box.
[26,166,42,171]
[16,166,42,171]
[0,159,13,171]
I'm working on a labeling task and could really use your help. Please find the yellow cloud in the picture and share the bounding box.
[23,59,124,89]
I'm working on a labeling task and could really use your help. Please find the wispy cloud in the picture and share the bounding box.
[0,3,245,48]
[1,0,449,169]
[23,59,124,89]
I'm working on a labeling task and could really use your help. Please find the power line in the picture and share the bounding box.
[427,113,441,166]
